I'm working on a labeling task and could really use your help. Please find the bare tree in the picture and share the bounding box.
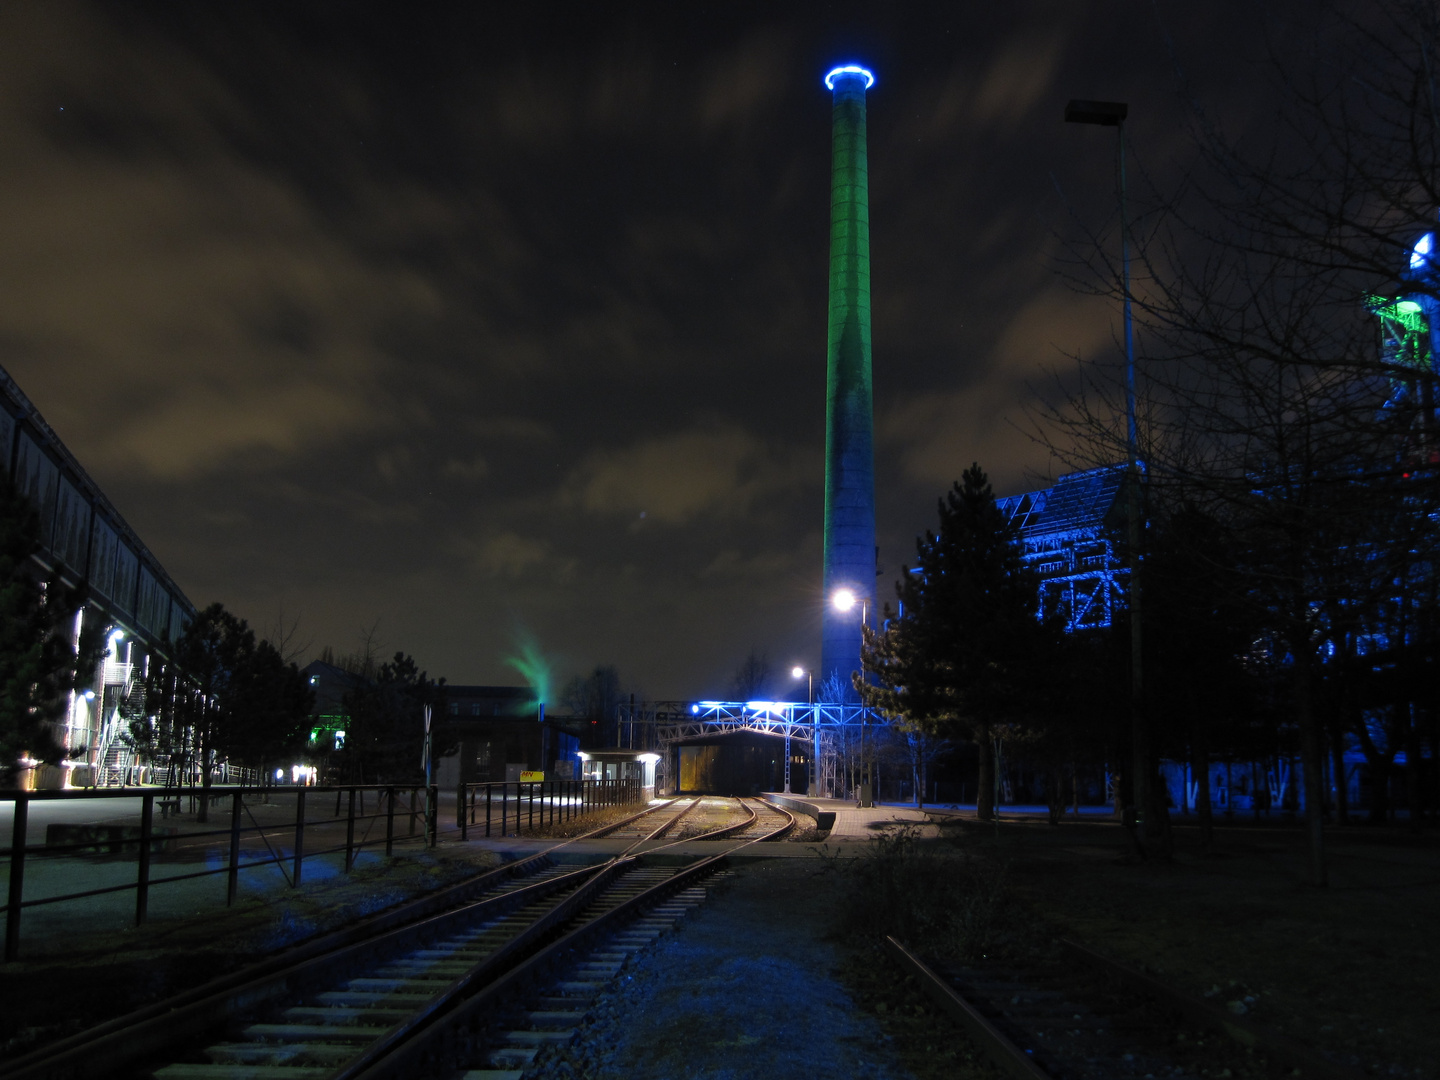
[1045,2,1440,883]
[729,647,772,700]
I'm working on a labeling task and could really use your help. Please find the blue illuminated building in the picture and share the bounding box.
[997,466,1130,632]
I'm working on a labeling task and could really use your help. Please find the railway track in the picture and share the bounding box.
[9,795,794,1080]
[885,936,1365,1080]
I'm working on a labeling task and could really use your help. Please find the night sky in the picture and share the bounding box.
[0,2,1315,697]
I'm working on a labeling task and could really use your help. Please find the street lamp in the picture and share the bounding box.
[830,587,869,626]
[1065,97,1148,844]
[792,666,814,796]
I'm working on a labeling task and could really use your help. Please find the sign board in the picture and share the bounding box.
[519,770,545,783]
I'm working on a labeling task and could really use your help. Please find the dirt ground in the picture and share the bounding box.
[961,814,1440,1079]
[532,858,947,1080]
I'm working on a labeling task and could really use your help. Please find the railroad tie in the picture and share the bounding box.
[198,1043,357,1066]
[155,1067,335,1080]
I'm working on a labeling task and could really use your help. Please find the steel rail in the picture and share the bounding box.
[326,856,639,1080]
[351,851,734,1080]
[886,935,1366,1080]
[637,796,700,841]
[735,796,797,840]
[351,800,799,1078]
[576,796,683,839]
[884,936,1050,1080]
[4,853,584,1080]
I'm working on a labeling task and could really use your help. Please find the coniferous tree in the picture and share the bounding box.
[339,653,446,784]
[858,464,1067,821]
[0,477,106,783]
[163,603,313,816]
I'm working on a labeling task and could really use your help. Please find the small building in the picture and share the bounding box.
[435,687,582,788]
[579,748,659,797]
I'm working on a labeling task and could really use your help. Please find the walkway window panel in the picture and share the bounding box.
[88,516,119,599]
[15,432,59,550]
[53,475,91,575]
[114,543,139,614]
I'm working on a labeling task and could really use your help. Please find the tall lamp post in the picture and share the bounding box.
[1065,98,1148,844]
[832,587,872,806]
[792,665,814,796]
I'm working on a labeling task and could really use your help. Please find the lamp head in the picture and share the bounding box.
[832,588,857,612]
[791,666,805,679]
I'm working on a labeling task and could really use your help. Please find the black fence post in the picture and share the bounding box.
[458,784,467,840]
[426,785,437,848]
[293,787,307,888]
[227,791,242,906]
[485,784,492,838]
[344,787,357,872]
[136,793,153,926]
[527,782,535,833]
[385,786,395,856]
[5,794,28,962]
[408,788,417,837]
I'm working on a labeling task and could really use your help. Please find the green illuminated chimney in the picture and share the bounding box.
[820,64,876,696]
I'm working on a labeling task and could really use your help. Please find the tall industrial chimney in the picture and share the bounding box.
[819,64,877,699]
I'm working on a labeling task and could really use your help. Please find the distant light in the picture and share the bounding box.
[791,666,805,679]
[638,753,660,763]
[1412,233,1435,272]
[832,588,857,612]
[275,768,284,780]
[83,690,95,700]
[578,752,590,761]
[1396,299,1424,315]
[109,629,125,643]
[824,64,874,90]
[690,704,700,714]
[698,700,722,708]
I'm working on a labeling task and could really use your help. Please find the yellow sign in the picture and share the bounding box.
[519,771,545,783]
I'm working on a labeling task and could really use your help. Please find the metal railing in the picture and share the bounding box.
[1,784,436,962]
[456,778,642,839]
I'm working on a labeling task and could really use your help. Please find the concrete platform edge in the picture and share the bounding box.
[760,793,835,832]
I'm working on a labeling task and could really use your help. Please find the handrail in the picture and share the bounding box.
[455,778,643,840]
[1,783,437,962]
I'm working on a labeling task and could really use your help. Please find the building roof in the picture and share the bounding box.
[0,361,194,647]
[997,466,1126,540]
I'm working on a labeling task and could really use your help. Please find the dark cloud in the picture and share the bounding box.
[0,0,1325,695]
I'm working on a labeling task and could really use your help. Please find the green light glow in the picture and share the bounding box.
[1367,293,1432,370]
[504,628,552,707]
[820,65,877,689]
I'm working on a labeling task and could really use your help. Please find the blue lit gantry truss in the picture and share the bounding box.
[618,699,875,798]
[997,466,1130,632]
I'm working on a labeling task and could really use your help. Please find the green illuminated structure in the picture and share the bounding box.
[820,65,877,694]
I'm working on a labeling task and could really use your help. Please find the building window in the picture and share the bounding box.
[448,702,458,715]
[471,703,482,716]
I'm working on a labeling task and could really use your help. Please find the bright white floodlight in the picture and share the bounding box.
[791,666,805,679]
[832,588,857,612]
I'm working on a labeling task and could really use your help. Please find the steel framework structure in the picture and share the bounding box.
[997,466,1130,632]
[616,700,879,798]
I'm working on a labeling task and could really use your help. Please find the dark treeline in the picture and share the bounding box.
[1022,2,1440,883]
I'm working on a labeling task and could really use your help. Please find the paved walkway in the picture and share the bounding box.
[779,795,937,838]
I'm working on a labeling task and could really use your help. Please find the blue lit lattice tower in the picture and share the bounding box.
[819,65,877,697]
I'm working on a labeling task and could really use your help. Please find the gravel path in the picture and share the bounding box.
[533,858,918,1080]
